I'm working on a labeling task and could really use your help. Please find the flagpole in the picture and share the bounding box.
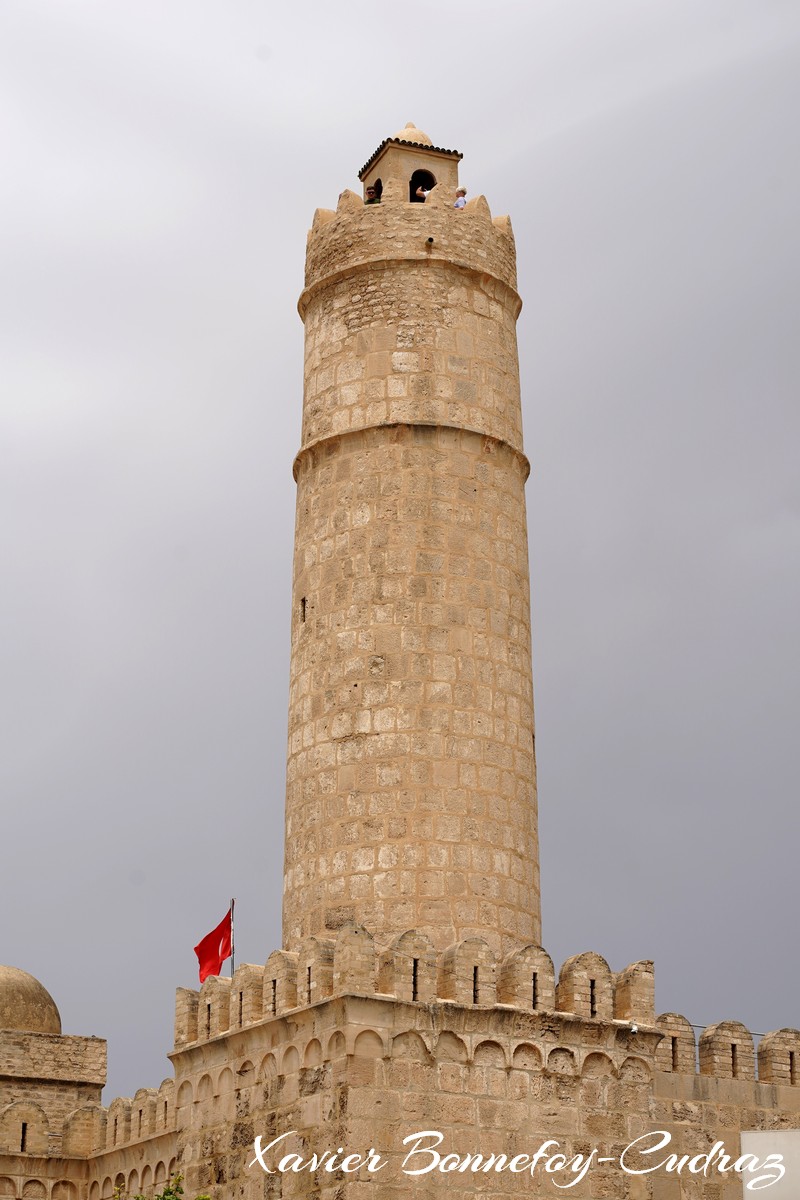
[230,897,235,978]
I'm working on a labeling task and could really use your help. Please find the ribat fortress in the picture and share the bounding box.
[2,124,799,1199]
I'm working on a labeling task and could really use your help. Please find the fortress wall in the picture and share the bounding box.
[166,971,800,1200]
[5,958,797,1196]
[0,1155,86,1200]
[85,1132,176,1200]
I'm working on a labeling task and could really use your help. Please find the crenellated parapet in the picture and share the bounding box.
[61,1104,106,1157]
[228,964,263,1031]
[296,189,524,462]
[263,950,297,1017]
[172,931,655,1043]
[653,1012,800,1092]
[759,1028,800,1085]
[57,1077,178,1159]
[556,952,615,1021]
[497,943,556,1011]
[167,929,800,1096]
[54,948,796,1199]
[104,1097,130,1152]
[377,930,437,1002]
[438,938,498,1007]
[302,189,518,315]
[700,1019,756,1081]
[654,1011,696,1074]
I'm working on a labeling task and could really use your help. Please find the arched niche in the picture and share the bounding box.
[410,168,435,203]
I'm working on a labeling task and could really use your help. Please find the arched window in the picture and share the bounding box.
[410,169,435,203]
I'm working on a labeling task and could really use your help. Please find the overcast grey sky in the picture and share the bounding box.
[1,0,798,1102]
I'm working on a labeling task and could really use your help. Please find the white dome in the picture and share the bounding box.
[392,122,433,146]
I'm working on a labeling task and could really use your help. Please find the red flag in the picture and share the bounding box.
[194,908,232,983]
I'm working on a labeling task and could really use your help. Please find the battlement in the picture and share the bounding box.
[0,1076,176,1164]
[302,188,518,314]
[654,1014,800,1083]
[165,929,800,1091]
[173,926,652,1041]
[171,934,656,1049]
[6,936,798,1198]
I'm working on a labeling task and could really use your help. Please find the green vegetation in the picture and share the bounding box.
[113,1172,210,1200]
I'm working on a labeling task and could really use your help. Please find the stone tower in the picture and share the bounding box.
[284,122,540,956]
[6,125,800,1200]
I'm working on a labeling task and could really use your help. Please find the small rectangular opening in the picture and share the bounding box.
[271,978,277,1015]
[113,1117,118,1145]
[206,1003,211,1038]
[137,1110,142,1138]
[238,991,244,1027]
[307,966,312,1005]
[300,597,307,623]
[20,1122,27,1153]
[412,958,419,1002]
[472,965,479,1005]
[589,979,597,1018]
[731,1043,738,1078]
[791,1051,797,1086]
[671,1036,679,1072]
[532,971,538,1010]
[164,1101,168,1123]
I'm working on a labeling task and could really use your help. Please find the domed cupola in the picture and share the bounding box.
[390,121,434,146]
[0,965,62,1035]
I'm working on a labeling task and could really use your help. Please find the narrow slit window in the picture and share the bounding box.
[138,1110,142,1138]
[472,965,479,1005]
[532,971,538,1010]
[238,991,244,1026]
[671,1036,679,1071]
[307,966,312,1005]
[412,958,419,1002]
[300,597,307,623]
[791,1051,797,1086]
[113,1117,118,1145]
[589,979,597,1018]
[20,1122,27,1153]
[206,1003,211,1038]
[271,978,277,1015]
[731,1043,738,1078]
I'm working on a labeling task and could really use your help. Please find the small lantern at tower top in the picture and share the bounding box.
[358,122,462,204]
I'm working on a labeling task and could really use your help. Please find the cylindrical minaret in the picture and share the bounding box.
[283,124,539,955]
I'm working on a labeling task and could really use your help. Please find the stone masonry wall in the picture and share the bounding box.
[162,938,800,1200]
[285,426,537,953]
[284,184,538,954]
[5,945,800,1200]
[299,253,523,455]
[0,1032,106,1158]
